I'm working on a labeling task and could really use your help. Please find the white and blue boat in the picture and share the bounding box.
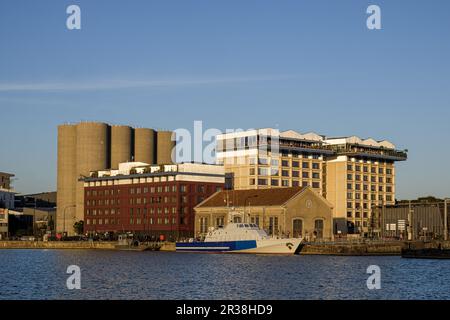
[176,222,303,255]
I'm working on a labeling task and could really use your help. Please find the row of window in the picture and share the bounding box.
[249,179,321,188]
[347,193,394,201]
[86,217,184,226]
[347,164,393,175]
[86,185,222,197]
[250,168,321,179]
[347,184,394,192]
[347,197,393,209]
[347,175,393,183]
[87,195,206,206]
[86,206,190,216]
[347,211,370,218]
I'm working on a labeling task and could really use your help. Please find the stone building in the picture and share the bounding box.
[194,186,334,240]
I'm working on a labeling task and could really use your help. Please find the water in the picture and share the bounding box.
[1,249,450,300]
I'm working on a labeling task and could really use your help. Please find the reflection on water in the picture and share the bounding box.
[1,250,450,300]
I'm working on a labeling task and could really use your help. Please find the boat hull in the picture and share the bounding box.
[176,238,302,255]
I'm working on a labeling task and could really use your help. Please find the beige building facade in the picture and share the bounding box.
[194,187,334,240]
[216,129,407,235]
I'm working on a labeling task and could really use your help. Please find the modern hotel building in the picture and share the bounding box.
[216,129,407,234]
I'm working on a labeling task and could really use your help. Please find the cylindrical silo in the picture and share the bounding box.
[134,128,155,164]
[74,122,110,231]
[111,125,132,169]
[157,131,176,164]
[57,124,77,235]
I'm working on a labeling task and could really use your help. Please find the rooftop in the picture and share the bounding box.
[196,187,307,208]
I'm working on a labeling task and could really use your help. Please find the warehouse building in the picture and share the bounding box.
[194,186,334,241]
[82,162,226,240]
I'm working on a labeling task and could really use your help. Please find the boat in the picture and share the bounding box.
[176,222,303,255]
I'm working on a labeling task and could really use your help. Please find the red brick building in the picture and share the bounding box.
[82,162,225,240]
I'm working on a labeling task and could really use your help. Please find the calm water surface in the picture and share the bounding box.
[1,249,449,300]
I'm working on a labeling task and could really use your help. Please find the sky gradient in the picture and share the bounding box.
[0,0,449,199]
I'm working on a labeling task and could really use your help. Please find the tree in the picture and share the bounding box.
[73,220,84,235]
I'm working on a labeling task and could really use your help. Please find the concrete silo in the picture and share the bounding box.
[157,131,176,164]
[74,122,110,230]
[56,124,77,235]
[134,128,155,164]
[111,125,132,169]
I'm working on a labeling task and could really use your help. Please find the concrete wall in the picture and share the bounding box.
[75,122,110,233]
[57,124,77,234]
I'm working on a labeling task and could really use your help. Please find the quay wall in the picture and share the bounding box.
[300,241,405,256]
[0,241,117,250]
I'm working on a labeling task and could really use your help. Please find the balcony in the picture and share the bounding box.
[331,144,407,161]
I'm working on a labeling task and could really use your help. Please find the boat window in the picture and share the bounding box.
[238,224,244,228]
[244,224,250,228]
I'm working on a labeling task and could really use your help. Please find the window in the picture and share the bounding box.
[312,172,320,179]
[271,179,279,186]
[302,162,309,169]
[292,161,299,168]
[282,170,289,177]
[200,217,208,234]
[347,174,353,181]
[282,160,289,167]
[258,179,268,186]
[302,172,309,179]
[249,168,256,175]
[269,217,279,236]
[314,219,324,239]
[312,182,320,189]
[312,163,320,170]
[282,180,290,187]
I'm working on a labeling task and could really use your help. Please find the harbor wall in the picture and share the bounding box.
[0,241,117,250]
[300,241,405,256]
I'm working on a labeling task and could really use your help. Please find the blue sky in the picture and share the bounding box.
[0,0,449,198]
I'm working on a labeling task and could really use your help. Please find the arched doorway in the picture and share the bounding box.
[292,219,303,238]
